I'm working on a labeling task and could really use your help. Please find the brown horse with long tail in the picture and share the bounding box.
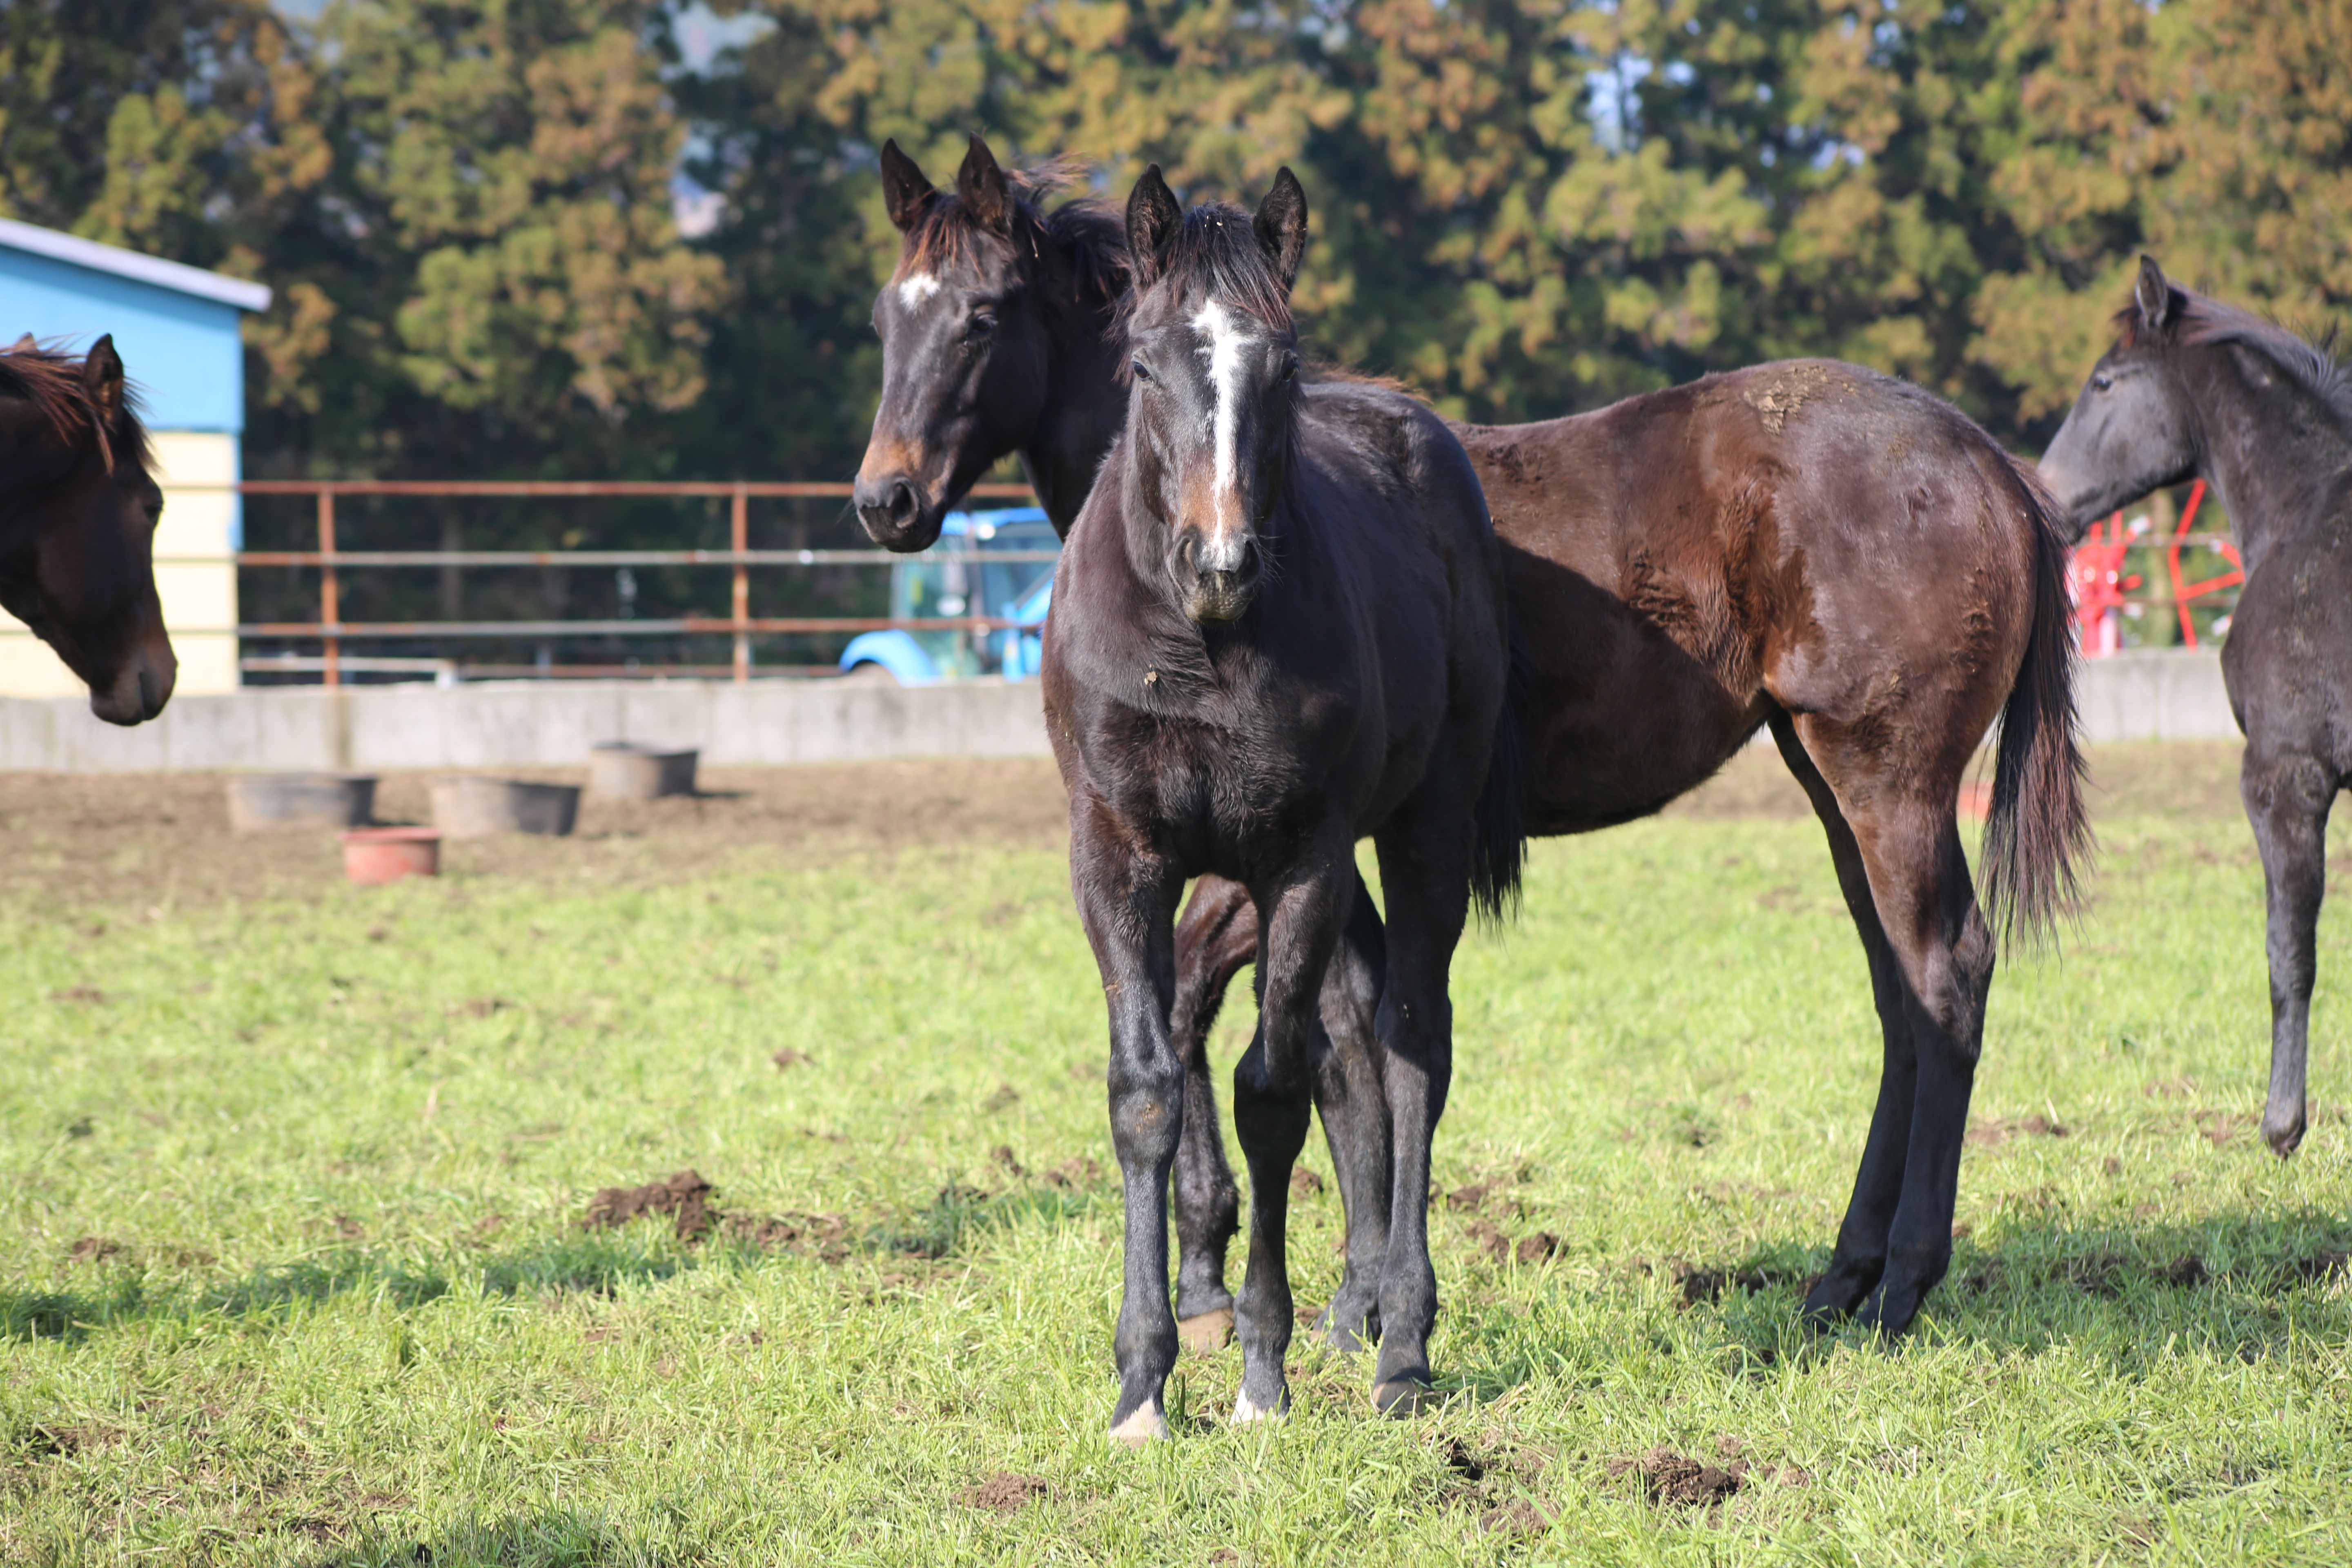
[857,140,2088,1379]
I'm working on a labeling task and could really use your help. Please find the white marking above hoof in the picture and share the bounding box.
[1178,1307,1235,1355]
[1109,1401,1170,1447]
[1230,1388,1285,1425]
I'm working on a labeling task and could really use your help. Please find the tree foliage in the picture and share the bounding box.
[2,0,2345,482]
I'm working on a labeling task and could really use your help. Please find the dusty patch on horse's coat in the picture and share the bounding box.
[1740,361,1839,433]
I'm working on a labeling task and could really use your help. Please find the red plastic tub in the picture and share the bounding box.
[340,826,442,885]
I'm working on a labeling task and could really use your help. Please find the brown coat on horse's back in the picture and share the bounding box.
[1457,357,2085,941]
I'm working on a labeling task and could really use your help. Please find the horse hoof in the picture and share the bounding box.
[1231,1388,1286,1425]
[1371,1379,1438,1417]
[1316,1303,1377,1354]
[2263,1115,2307,1158]
[1178,1308,1235,1355]
[1109,1401,1170,1447]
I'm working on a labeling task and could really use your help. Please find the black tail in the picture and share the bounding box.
[1980,459,2092,947]
[1469,632,1531,924]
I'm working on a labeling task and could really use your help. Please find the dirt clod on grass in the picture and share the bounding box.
[1040,1155,1102,1189]
[67,1235,122,1263]
[1290,1167,1323,1198]
[1481,1499,1550,1535]
[1515,1232,1560,1263]
[1608,1443,1748,1508]
[583,1170,717,1243]
[957,1472,1051,1512]
[1966,1113,2069,1148]
[771,1048,811,1070]
[1669,1258,1802,1306]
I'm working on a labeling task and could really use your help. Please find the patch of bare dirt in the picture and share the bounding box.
[67,1235,121,1263]
[581,1169,717,1243]
[1663,1258,1811,1307]
[957,1473,1051,1512]
[1967,1113,2070,1149]
[1608,1439,1748,1508]
[1661,740,2245,826]
[0,758,1069,913]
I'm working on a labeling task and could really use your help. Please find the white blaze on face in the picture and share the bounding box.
[897,272,942,309]
[1191,299,1253,540]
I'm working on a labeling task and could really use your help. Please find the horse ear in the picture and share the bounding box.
[1126,165,1183,286]
[7,333,34,355]
[1253,167,1309,294]
[880,140,936,234]
[957,134,1012,236]
[2135,255,2176,335]
[82,334,124,420]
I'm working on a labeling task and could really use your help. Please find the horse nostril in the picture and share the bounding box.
[887,481,915,521]
[1238,537,1263,581]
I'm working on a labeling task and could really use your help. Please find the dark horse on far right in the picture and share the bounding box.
[0,334,177,724]
[2040,256,2352,1158]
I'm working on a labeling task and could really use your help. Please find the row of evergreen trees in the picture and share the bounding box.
[5,1,2347,488]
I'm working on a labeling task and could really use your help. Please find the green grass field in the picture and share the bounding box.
[3,751,2348,1565]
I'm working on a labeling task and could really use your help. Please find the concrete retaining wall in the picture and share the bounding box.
[0,648,2242,773]
[2070,647,2237,745]
[0,677,1052,773]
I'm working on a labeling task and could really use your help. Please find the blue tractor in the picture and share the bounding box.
[836,507,1058,684]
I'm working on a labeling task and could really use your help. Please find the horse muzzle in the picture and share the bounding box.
[1174,530,1263,624]
[89,636,176,726]
[852,471,944,554]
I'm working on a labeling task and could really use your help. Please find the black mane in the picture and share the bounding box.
[1116,201,1295,345]
[897,158,1130,317]
[2117,287,2352,422]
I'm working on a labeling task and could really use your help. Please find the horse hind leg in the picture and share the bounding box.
[2241,746,2336,1157]
[1781,714,1996,1335]
[1771,715,1919,1323]
[1169,875,1255,1351]
[1310,879,1392,1353]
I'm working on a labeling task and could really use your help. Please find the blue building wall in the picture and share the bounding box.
[0,246,247,434]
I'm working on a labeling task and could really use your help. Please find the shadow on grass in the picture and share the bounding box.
[861,1181,1102,1260]
[290,1508,667,1568]
[6,1177,1110,1347]
[1441,1206,2352,1401]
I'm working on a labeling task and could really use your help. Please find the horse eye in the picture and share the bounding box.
[1277,357,1298,385]
[2092,373,2114,392]
[965,313,996,341]
[1130,359,1152,383]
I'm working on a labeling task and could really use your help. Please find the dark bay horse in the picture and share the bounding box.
[2040,256,2350,1157]
[0,336,176,723]
[858,143,2087,1357]
[1045,167,1521,1439]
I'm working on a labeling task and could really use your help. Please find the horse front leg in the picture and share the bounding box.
[1169,875,1256,1351]
[1069,794,1186,1443]
[2242,745,2336,1157]
[1228,849,1354,1422]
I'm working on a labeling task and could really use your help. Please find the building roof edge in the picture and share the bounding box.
[0,218,272,313]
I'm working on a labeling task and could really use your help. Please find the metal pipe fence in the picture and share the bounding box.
[162,479,1039,686]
